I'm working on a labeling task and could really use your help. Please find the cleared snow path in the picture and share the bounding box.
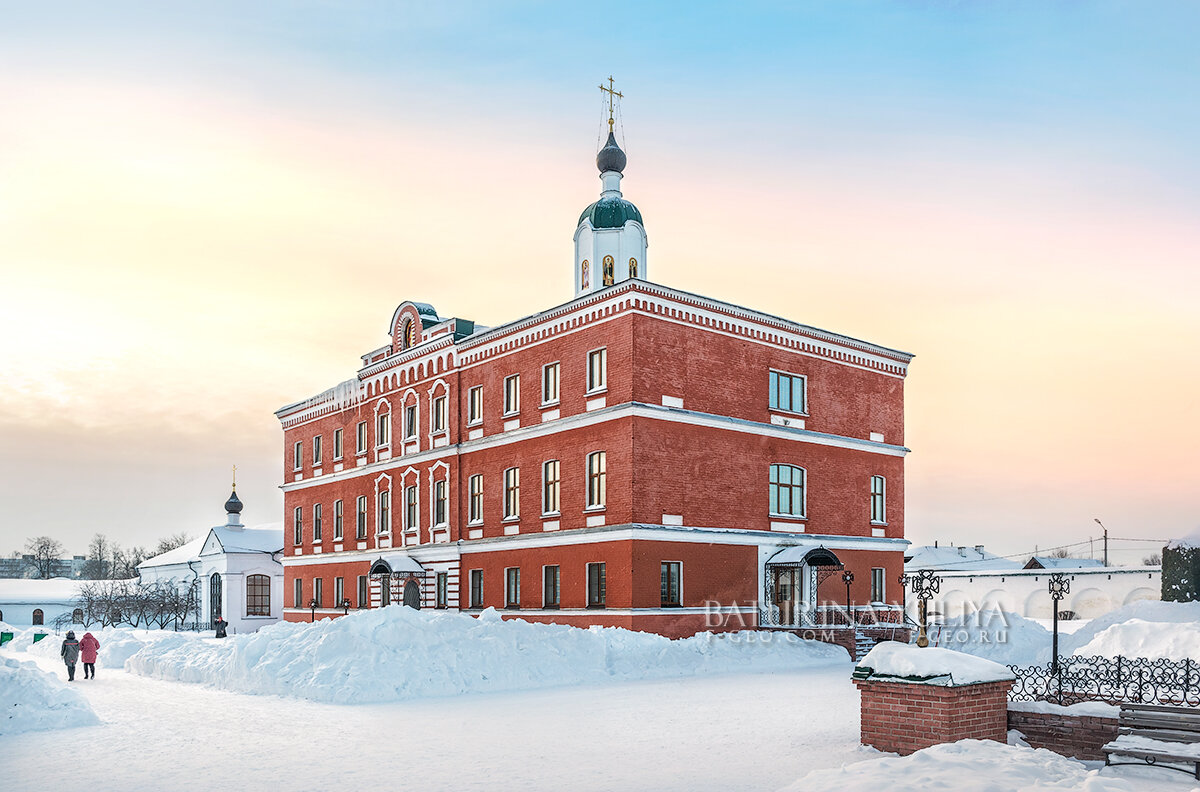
[2,652,866,792]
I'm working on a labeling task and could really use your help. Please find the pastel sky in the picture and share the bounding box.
[1,1,1197,563]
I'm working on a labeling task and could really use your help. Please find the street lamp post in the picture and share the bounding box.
[341,598,351,616]
[1048,573,1071,675]
[901,570,942,648]
[842,570,855,626]
[308,597,318,623]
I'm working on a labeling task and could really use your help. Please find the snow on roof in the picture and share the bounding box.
[207,523,283,555]
[1024,556,1105,570]
[138,536,207,569]
[0,577,89,605]
[1168,528,1200,550]
[856,642,1015,686]
[904,545,1021,572]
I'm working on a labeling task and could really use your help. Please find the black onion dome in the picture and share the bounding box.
[225,490,243,514]
[596,130,627,174]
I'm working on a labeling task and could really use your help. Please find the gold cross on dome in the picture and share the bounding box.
[599,76,623,129]
[232,464,237,491]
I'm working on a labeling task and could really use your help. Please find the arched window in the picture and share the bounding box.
[246,574,271,616]
[769,464,806,517]
[210,573,223,620]
[400,318,415,350]
[32,608,44,625]
[581,260,590,289]
[629,257,639,278]
[602,255,615,286]
[72,608,84,623]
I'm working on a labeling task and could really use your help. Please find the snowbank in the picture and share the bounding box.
[1167,527,1200,550]
[23,626,187,669]
[928,611,1051,665]
[0,655,100,736]
[127,606,847,704]
[1060,599,1200,658]
[1074,618,1200,662]
[780,739,1134,792]
[1007,699,1119,718]
[857,642,1014,685]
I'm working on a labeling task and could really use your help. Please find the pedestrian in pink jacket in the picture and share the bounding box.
[80,632,100,680]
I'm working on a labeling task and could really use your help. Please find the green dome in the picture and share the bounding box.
[578,196,643,230]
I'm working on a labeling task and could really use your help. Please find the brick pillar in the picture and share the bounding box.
[854,677,1015,756]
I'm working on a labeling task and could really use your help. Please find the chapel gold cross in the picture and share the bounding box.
[599,76,623,129]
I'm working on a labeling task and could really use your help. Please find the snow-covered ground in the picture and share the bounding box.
[4,608,1200,791]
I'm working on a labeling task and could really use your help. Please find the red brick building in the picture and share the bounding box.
[276,127,914,639]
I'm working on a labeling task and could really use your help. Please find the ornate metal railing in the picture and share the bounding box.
[1008,655,1200,707]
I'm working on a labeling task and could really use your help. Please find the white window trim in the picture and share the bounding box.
[333,429,344,462]
[429,463,450,530]
[585,450,607,510]
[466,385,484,427]
[312,435,323,466]
[312,503,323,544]
[870,475,888,525]
[768,369,809,417]
[467,474,484,526]
[503,374,521,417]
[402,479,420,533]
[661,560,683,607]
[768,463,808,519]
[541,459,561,517]
[333,499,344,540]
[502,466,520,521]
[541,564,561,608]
[870,567,887,604]
[586,346,608,395]
[293,441,303,471]
[375,473,393,536]
[427,381,450,439]
[355,421,368,456]
[541,361,561,407]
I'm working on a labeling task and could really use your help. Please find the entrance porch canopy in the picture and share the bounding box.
[766,545,843,568]
[369,554,424,576]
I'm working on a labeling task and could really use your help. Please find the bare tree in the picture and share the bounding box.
[1049,547,1072,559]
[153,532,192,556]
[1144,552,1162,566]
[24,536,65,579]
[82,533,113,579]
[77,579,199,630]
[111,544,149,580]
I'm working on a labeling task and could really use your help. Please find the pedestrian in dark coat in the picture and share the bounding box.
[214,617,228,638]
[80,632,100,679]
[61,630,80,681]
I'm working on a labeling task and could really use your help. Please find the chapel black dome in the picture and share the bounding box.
[225,490,243,514]
[596,130,627,174]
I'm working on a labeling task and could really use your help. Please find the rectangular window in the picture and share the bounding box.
[505,567,521,609]
[542,361,560,404]
[333,428,344,460]
[432,395,447,433]
[434,480,447,526]
[468,474,483,524]
[503,467,520,520]
[587,348,607,392]
[769,370,808,414]
[333,500,344,540]
[661,562,682,607]
[405,485,418,531]
[293,441,303,471]
[587,562,606,608]
[356,495,367,539]
[246,575,270,616]
[469,569,483,608]
[503,374,520,415]
[542,460,560,515]
[467,386,483,425]
[312,435,322,465]
[334,576,344,608]
[377,412,390,446]
[357,575,368,608]
[404,404,417,439]
[313,578,323,608]
[293,577,302,608]
[871,567,885,603]
[356,421,367,454]
[436,572,448,609]
[378,490,390,534]
[870,475,887,524]
[293,506,303,545]
[769,464,806,517]
[312,503,323,542]
[543,565,560,609]
[586,451,607,509]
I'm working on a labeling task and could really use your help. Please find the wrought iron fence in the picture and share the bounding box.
[1008,655,1200,707]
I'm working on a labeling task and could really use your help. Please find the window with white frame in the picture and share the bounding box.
[405,485,418,531]
[432,395,447,433]
[503,374,520,415]
[769,464,806,517]
[469,569,483,608]
[433,479,447,526]
[377,490,390,534]
[436,572,448,609]
[293,577,302,608]
[334,576,344,608]
[293,441,303,471]
[356,575,368,608]
[870,475,886,524]
[376,412,390,447]
[661,561,682,607]
[543,565,560,608]
[356,495,367,539]
[467,386,483,425]
[587,348,607,392]
[312,435,322,465]
[586,451,607,509]
[313,577,323,608]
[356,421,367,454]
[313,503,322,542]
[542,460,560,515]
[587,562,606,608]
[542,362,560,404]
[504,567,520,609]
[404,404,417,439]
[503,467,520,519]
[333,428,343,460]
[468,474,483,524]
[769,370,807,414]
[333,499,344,540]
[293,506,303,545]
[870,567,885,603]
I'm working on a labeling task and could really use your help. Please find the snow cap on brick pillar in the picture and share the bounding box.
[852,642,1015,755]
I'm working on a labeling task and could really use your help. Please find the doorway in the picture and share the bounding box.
[772,567,798,626]
[403,579,421,609]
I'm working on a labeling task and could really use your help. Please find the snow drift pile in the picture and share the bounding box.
[127,606,847,704]
[0,655,100,736]
[24,626,185,668]
[927,612,1051,665]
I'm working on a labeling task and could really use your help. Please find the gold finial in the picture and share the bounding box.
[599,76,623,130]
[232,464,237,492]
